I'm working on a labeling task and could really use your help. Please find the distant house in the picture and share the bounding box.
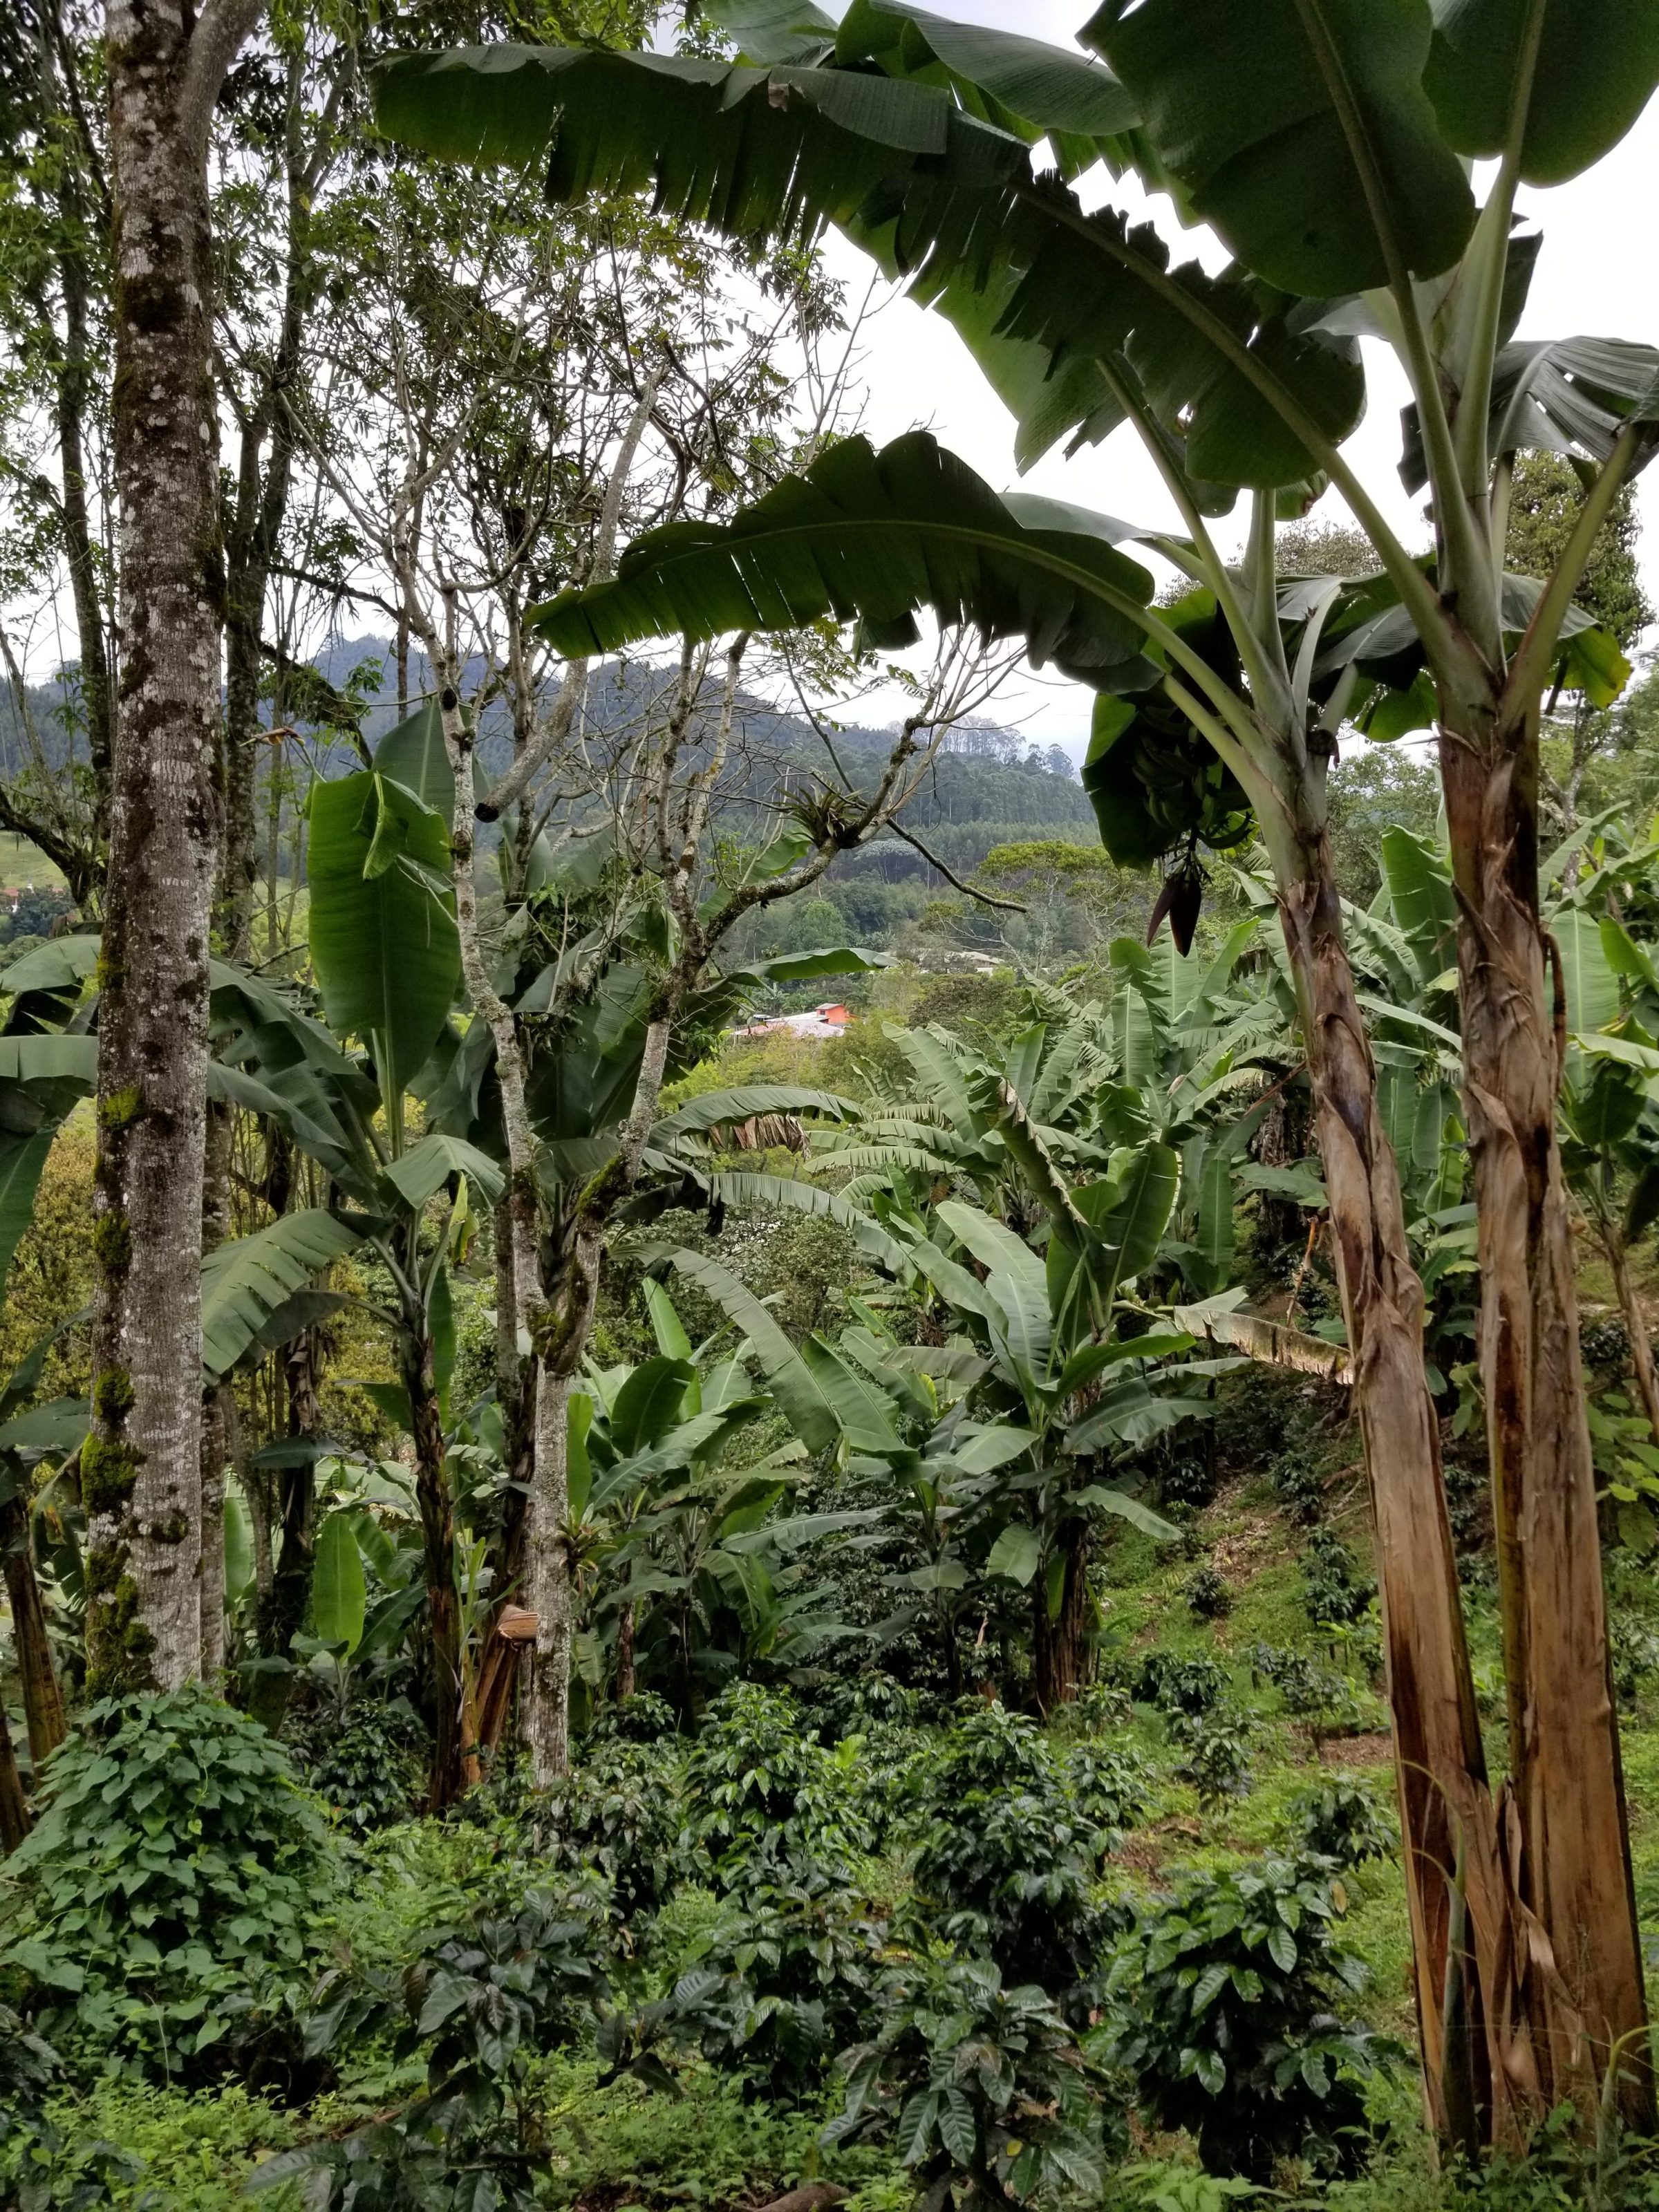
[729,1000,852,1042]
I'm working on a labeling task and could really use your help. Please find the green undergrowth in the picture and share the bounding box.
[15,1387,1659,2211]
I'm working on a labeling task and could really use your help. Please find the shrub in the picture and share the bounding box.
[1582,1315,1632,1368]
[1064,1740,1150,1835]
[1300,1528,1375,1629]
[1132,1651,1230,1721]
[1156,1454,1217,1512]
[1609,1613,1659,1707]
[825,1953,1116,2209]
[1270,1446,1326,1526]
[906,1705,1124,2003]
[1286,1778,1396,1870]
[1248,1644,1366,1741]
[536,1737,684,1917]
[686,1858,889,2100]
[1,2078,298,2212]
[682,1683,870,1880]
[288,1698,424,1833]
[1169,1706,1255,1808]
[802,1670,929,1743]
[265,1885,608,2210]
[1183,1566,1232,1620]
[589,1688,678,1744]
[1105,1855,1394,2181]
[0,1687,335,2080]
[1066,1680,1133,1734]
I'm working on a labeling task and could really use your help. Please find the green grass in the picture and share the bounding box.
[0,832,66,891]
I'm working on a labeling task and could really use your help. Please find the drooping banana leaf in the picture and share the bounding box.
[374,49,1364,490]
[200,1209,366,1378]
[308,771,460,1109]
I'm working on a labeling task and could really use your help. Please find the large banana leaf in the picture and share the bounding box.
[1554,909,1620,1035]
[200,1209,366,1378]
[0,1127,57,1291]
[313,1514,367,1655]
[653,1088,859,1140]
[936,1199,1052,1380]
[3,934,98,1036]
[704,1172,918,1278]
[650,1245,843,1454]
[831,0,1139,175]
[534,431,1155,682]
[1083,1141,1182,1298]
[1085,0,1475,294]
[308,771,461,1108]
[892,1024,985,1134]
[608,1356,697,1456]
[1400,337,1659,496]
[379,1131,506,1215]
[0,1036,95,1085]
[1424,0,1659,185]
[1379,827,1458,984]
[375,50,1364,489]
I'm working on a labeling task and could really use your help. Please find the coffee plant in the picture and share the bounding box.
[1104,1856,1393,2180]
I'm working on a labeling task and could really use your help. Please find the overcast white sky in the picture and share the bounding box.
[824,1,1659,758]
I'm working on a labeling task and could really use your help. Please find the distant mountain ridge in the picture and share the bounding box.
[1,637,1098,952]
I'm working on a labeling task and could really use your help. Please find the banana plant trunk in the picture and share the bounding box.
[406,1336,463,1812]
[0,1493,66,1767]
[523,1360,574,1784]
[1275,809,1512,2148]
[247,1335,321,1734]
[474,1340,536,1759]
[1031,1519,1091,1713]
[523,1015,675,1783]
[1601,1226,1659,1450]
[0,1706,27,1853]
[1439,700,1651,2124]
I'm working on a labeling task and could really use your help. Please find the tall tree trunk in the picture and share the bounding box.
[52,236,115,868]
[86,0,256,1696]
[0,1494,67,1767]
[1273,809,1516,2150]
[407,1335,462,1811]
[523,1360,573,1783]
[198,1063,236,1682]
[198,1384,229,1680]
[1440,701,1651,2124]
[1031,1520,1090,1714]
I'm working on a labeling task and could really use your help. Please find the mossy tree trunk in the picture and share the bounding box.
[85,0,261,1696]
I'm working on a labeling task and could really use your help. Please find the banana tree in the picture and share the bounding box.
[785,1106,1206,1703]
[210,768,503,1809]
